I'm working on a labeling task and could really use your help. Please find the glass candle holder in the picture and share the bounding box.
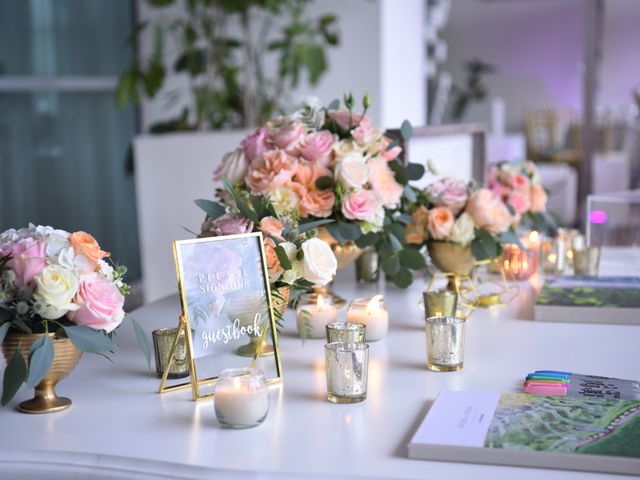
[214,368,269,429]
[573,246,601,276]
[296,292,338,339]
[540,237,566,274]
[324,342,369,404]
[152,327,189,379]
[425,316,466,372]
[501,244,538,280]
[325,322,366,344]
[355,247,379,283]
[423,290,458,318]
[346,295,388,342]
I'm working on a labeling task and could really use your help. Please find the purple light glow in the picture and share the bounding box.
[590,210,608,224]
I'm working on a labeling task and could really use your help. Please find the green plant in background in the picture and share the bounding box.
[450,58,495,121]
[117,0,340,131]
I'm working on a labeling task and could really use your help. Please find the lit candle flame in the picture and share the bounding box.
[528,231,540,244]
[366,295,384,315]
[317,294,327,310]
[233,376,241,390]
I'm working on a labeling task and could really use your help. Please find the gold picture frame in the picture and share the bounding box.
[159,232,282,400]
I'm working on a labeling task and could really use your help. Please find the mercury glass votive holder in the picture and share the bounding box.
[573,246,601,276]
[325,322,366,344]
[423,290,458,318]
[152,327,189,379]
[425,316,466,372]
[355,247,379,283]
[325,342,369,404]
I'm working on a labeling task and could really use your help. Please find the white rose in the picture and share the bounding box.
[98,259,115,282]
[45,230,71,257]
[213,147,248,184]
[268,187,300,217]
[301,238,337,286]
[449,212,476,245]
[33,265,80,319]
[333,139,365,159]
[279,242,303,284]
[335,155,369,189]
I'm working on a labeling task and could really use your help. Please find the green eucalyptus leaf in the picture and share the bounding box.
[387,233,403,253]
[131,317,151,368]
[222,178,235,196]
[399,248,426,270]
[194,199,226,219]
[275,245,292,270]
[471,229,499,261]
[396,213,413,225]
[405,163,425,181]
[382,255,400,276]
[12,318,32,334]
[314,176,334,190]
[338,222,361,241]
[403,185,417,203]
[62,325,117,353]
[388,161,408,185]
[0,322,10,343]
[235,197,259,224]
[392,267,413,288]
[298,218,334,234]
[325,222,345,243]
[1,350,26,406]
[355,232,377,248]
[400,120,413,141]
[26,335,54,388]
[388,223,406,245]
[328,99,340,110]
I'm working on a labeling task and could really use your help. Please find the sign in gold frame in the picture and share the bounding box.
[159,232,282,400]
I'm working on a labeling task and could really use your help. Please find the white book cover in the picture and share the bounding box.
[408,391,640,476]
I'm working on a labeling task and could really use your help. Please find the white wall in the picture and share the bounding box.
[136,0,426,130]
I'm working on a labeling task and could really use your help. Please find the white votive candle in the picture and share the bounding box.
[214,368,269,428]
[346,295,388,341]
[296,294,338,338]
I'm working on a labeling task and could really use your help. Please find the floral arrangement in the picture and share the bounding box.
[213,94,427,287]
[0,225,148,406]
[196,185,338,322]
[487,160,557,235]
[406,176,524,260]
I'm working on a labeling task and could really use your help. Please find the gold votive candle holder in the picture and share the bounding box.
[501,244,538,280]
[425,316,466,372]
[326,322,366,344]
[423,289,458,318]
[325,342,369,404]
[573,246,601,276]
[540,237,566,274]
[355,246,379,283]
[152,327,189,379]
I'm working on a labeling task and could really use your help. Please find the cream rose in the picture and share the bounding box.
[268,187,300,217]
[33,264,80,319]
[279,242,303,284]
[301,238,337,286]
[213,147,248,184]
[449,212,476,245]
[335,154,369,189]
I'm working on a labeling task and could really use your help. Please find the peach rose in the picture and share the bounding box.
[342,189,379,222]
[427,207,454,240]
[263,238,283,283]
[296,131,335,164]
[466,189,513,234]
[406,205,429,245]
[293,162,332,189]
[507,191,531,214]
[246,150,298,194]
[530,184,547,213]
[367,157,403,208]
[69,231,109,270]
[300,189,335,218]
[259,216,285,241]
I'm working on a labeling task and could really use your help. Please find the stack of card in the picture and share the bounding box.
[524,370,640,400]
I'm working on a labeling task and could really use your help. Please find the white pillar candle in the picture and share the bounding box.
[296,294,338,339]
[346,295,388,341]
[214,369,269,428]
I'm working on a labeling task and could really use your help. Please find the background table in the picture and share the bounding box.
[0,249,638,479]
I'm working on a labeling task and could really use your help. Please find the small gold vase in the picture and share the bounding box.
[2,332,82,414]
[315,228,362,307]
[427,241,475,276]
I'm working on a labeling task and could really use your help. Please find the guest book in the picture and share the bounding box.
[534,276,640,325]
[408,391,640,475]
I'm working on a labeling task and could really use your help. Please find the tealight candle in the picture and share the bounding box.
[346,295,388,341]
[296,293,338,339]
[214,368,269,429]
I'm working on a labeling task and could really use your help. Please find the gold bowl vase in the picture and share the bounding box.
[316,228,362,307]
[427,241,475,276]
[2,332,82,414]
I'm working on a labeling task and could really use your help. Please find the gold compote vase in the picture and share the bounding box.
[315,228,362,308]
[2,332,82,414]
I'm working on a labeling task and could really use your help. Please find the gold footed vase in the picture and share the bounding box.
[315,228,362,308]
[2,332,82,414]
[427,241,475,290]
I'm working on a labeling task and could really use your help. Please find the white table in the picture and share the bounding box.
[0,253,639,480]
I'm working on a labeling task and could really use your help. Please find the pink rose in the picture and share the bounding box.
[530,184,547,213]
[342,189,379,222]
[0,237,47,288]
[259,216,285,241]
[367,157,403,208]
[246,150,298,194]
[427,207,454,240]
[270,118,305,150]
[487,179,510,200]
[425,177,469,215]
[466,189,513,234]
[242,128,270,162]
[300,189,336,218]
[507,191,531,215]
[510,173,530,192]
[327,110,372,131]
[381,136,402,161]
[70,274,125,333]
[296,131,335,164]
[213,148,248,184]
[200,213,254,238]
[351,123,378,147]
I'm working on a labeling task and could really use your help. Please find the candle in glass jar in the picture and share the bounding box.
[296,294,338,338]
[346,295,388,341]
[214,368,269,429]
